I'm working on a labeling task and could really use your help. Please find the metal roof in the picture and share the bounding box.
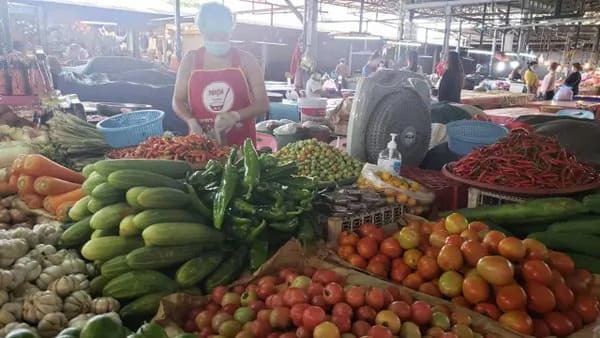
[11,0,196,16]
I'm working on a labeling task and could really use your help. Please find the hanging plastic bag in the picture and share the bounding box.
[553,85,574,101]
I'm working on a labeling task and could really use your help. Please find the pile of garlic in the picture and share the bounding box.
[0,224,120,337]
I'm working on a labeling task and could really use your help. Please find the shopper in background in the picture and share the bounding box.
[509,65,523,81]
[524,61,539,95]
[335,58,350,78]
[437,51,464,103]
[305,71,323,97]
[435,52,447,77]
[539,62,559,100]
[404,50,422,74]
[172,2,268,146]
[362,51,382,77]
[564,62,583,96]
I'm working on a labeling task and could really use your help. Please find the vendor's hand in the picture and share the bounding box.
[214,111,241,134]
[187,119,203,135]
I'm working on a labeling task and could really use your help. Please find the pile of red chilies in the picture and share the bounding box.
[108,134,230,164]
[451,130,600,189]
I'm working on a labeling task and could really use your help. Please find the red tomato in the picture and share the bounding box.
[371,253,391,267]
[310,295,329,310]
[365,227,386,243]
[283,287,308,307]
[532,319,551,338]
[411,300,432,325]
[497,237,526,262]
[338,231,359,246]
[347,254,368,269]
[344,286,365,309]
[250,320,272,338]
[312,269,343,285]
[337,245,356,260]
[567,269,593,294]
[278,268,297,283]
[380,237,403,258]
[460,240,488,267]
[290,303,309,327]
[499,310,533,335]
[323,282,344,305]
[359,223,378,237]
[522,238,549,260]
[574,296,600,324]
[482,231,506,253]
[351,320,371,337]
[548,251,575,276]
[368,325,393,338]
[522,259,553,285]
[526,282,556,314]
[331,315,351,333]
[356,306,377,323]
[417,255,440,280]
[258,275,278,286]
[544,311,575,337]
[257,282,276,300]
[295,327,311,338]
[468,221,489,233]
[402,273,424,290]
[388,301,412,321]
[474,302,501,321]
[564,310,584,330]
[390,260,412,283]
[445,234,464,247]
[419,282,442,298]
[366,288,385,311]
[356,237,379,259]
[495,284,527,312]
[211,286,228,304]
[307,282,324,299]
[462,275,491,305]
[437,244,464,271]
[476,256,514,286]
[302,306,326,331]
[551,281,575,311]
[332,302,353,318]
[366,260,389,278]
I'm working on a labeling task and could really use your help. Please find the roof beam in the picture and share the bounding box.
[283,0,303,23]
[406,0,513,10]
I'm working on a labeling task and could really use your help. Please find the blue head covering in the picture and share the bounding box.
[195,2,235,34]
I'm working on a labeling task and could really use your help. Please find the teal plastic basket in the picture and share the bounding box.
[447,120,508,155]
[97,110,164,148]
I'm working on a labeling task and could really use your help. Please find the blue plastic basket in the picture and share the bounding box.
[97,110,165,148]
[447,120,508,156]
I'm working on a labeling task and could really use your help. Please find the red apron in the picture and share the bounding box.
[188,47,256,146]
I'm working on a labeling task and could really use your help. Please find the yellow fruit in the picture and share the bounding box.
[396,194,408,204]
[407,198,418,207]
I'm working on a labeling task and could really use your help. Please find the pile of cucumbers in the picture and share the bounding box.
[452,194,600,273]
[59,140,318,322]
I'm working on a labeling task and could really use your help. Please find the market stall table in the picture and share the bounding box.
[525,99,600,116]
[460,90,532,109]
[483,107,554,125]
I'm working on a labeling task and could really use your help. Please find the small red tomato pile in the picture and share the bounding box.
[183,267,488,338]
[336,215,600,337]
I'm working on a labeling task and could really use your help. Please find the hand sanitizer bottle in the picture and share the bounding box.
[377,133,402,175]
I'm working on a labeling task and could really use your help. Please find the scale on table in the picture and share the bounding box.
[347,69,432,167]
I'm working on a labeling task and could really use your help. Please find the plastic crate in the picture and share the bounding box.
[325,204,404,244]
[402,167,468,213]
[467,187,528,208]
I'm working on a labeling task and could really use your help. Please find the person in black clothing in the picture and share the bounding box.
[509,66,523,81]
[564,62,583,96]
[437,51,464,103]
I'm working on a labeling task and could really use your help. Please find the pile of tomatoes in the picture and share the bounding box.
[183,267,488,338]
[336,214,600,337]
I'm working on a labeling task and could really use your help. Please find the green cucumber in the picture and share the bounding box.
[101,255,132,280]
[91,183,125,204]
[81,236,144,261]
[136,187,191,209]
[119,215,139,237]
[103,270,177,299]
[60,216,93,248]
[80,313,125,338]
[88,197,109,213]
[126,245,207,269]
[142,223,224,246]
[583,193,600,214]
[203,248,248,292]
[107,170,185,190]
[68,196,92,221]
[95,159,192,178]
[90,203,134,230]
[89,275,108,296]
[82,164,95,178]
[175,251,224,288]
[528,232,600,257]
[82,172,106,195]
[91,228,119,239]
[133,209,204,231]
[547,216,600,235]
[119,291,170,318]
[564,252,600,274]
[126,187,147,209]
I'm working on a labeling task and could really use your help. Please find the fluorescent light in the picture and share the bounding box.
[79,20,117,26]
[505,52,537,58]
[468,49,493,55]
[253,41,287,46]
[331,33,382,41]
[510,61,520,68]
[496,62,506,72]
[387,41,422,47]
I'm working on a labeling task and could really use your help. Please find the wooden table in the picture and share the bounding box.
[460,90,532,109]
[483,107,554,125]
[525,100,600,115]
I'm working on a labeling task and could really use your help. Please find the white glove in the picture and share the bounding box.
[214,111,241,134]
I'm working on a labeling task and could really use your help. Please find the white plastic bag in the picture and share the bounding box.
[553,86,574,101]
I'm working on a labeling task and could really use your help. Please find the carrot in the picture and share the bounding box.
[55,201,75,221]
[17,175,36,194]
[11,154,26,175]
[43,188,85,214]
[21,193,44,209]
[34,176,81,196]
[21,154,84,184]
[0,182,17,196]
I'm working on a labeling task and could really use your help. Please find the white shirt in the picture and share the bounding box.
[305,78,322,97]
[539,71,556,94]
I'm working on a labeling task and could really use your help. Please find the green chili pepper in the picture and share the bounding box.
[268,217,299,233]
[187,160,224,186]
[243,138,261,200]
[213,148,239,229]
[286,188,313,201]
[282,176,317,190]
[186,183,212,218]
[262,162,298,180]
[233,198,257,215]
[232,216,254,227]
[270,190,284,209]
[249,220,267,242]
[257,207,287,221]
[297,215,316,246]
[250,240,269,271]
[259,153,279,170]
[228,221,251,241]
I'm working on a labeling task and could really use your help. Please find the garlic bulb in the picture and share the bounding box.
[23,295,37,324]
[0,267,27,290]
[70,274,90,292]
[0,238,29,268]
[15,256,42,281]
[63,291,92,319]
[36,265,66,290]
[33,291,63,321]
[0,322,38,337]
[61,258,86,275]
[0,290,8,307]
[1,302,23,322]
[0,306,16,326]
[91,297,120,314]
[68,313,94,329]
[11,282,40,303]
[37,312,67,338]
[48,275,78,298]
[9,227,39,248]
[33,224,61,247]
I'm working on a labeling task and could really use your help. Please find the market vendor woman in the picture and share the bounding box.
[173,2,269,146]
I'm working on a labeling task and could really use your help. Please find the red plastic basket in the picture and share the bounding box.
[402,167,468,212]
